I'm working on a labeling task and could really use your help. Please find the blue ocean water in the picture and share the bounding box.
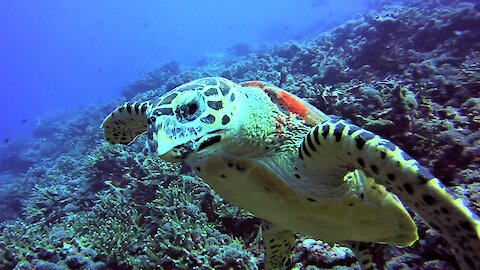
[0,0,372,142]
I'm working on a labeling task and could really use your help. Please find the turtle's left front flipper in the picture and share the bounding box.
[101,101,151,145]
[299,119,480,270]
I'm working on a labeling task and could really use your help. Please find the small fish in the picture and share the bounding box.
[4,138,9,144]
[21,118,27,123]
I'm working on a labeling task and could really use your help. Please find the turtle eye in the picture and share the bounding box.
[176,100,200,122]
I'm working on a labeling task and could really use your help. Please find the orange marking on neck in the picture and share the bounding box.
[277,91,308,118]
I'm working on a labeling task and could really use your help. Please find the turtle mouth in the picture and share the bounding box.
[163,141,195,161]
[160,130,223,162]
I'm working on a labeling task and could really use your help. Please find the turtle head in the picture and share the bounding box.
[147,77,243,162]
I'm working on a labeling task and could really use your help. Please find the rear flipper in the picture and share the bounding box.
[299,119,480,270]
[262,222,296,270]
[101,101,151,145]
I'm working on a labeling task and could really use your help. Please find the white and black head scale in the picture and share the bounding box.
[146,77,243,161]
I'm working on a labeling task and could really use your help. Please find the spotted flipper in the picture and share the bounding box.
[346,242,378,270]
[299,119,480,270]
[262,222,296,270]
[101,101,151,145]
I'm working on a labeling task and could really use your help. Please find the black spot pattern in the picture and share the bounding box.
[153,107,174,116]
[301,142,311,157]
[387,173,395,181]
[306,134,316,152]
[333,123,345,142]
[404,183,414,194]
[159,93,178,105]
[312,126,320,144]
[357,158,365,167]
[299,149,304,160]
[322,124,330,139]
[219,82,230,95]
[355,135,366,150]
[370,165,379,174]
[207,100,223,110]
[459,221,474,231]
[198,135,221,151]
[222,115,230,125]
[423,194,436,205]
[200,114,216,124]
[204,88,218,96]
[236,164,246,171]
[230,92,235,102]
[307,197,316,202]
[284,258,292,267]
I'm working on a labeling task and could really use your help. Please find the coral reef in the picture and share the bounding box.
[1,0,479,269]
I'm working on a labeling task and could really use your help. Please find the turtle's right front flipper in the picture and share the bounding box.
[101,101,151,145]
[299,119,480,270]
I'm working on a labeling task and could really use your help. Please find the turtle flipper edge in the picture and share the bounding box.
[262,222,296,270]
[101,101,151,145]
[299,119,480,270]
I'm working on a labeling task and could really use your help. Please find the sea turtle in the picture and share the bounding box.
[101,77,480,270]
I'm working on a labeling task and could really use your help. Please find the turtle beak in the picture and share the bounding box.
[159,141,195,162]
[158,132,223,162]
[146,116,204,157]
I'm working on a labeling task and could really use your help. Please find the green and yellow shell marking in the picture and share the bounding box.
[102,77,480,270]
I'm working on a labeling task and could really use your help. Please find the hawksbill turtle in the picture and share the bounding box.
[101,77,480,270]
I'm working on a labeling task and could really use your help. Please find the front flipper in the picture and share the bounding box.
[262,222,296,270]
[299,119,480,270]
[101,101,151,145]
